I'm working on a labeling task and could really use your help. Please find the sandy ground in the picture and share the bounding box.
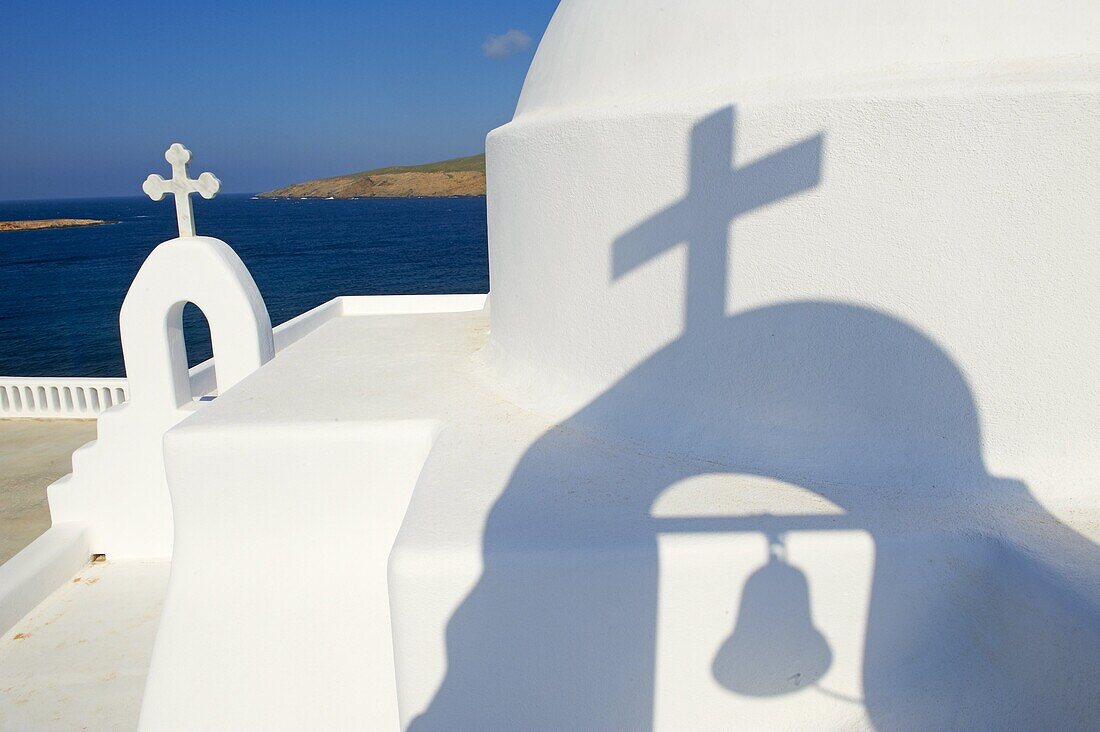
[0,420,96,564]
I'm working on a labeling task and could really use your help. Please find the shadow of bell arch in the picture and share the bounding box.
[413,297,1056,730]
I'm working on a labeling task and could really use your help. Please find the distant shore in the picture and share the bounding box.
[258,153,486,199]
[0,219,112,232]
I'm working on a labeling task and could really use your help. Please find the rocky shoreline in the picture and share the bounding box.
[0,219,112,232]
[258,153,486,199]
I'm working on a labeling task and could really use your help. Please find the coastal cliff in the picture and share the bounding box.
[258,153,485,199]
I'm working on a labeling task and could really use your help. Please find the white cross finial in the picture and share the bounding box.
[142,143,221,238]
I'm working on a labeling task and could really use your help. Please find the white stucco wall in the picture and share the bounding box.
[487,0,1100,500]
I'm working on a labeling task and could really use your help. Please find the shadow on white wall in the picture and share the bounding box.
[410,107,1100,730]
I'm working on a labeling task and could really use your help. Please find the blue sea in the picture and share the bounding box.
[0,195,489,377]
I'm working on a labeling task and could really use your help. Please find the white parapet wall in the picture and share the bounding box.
[0,377,128,419]
[0,294,487,421]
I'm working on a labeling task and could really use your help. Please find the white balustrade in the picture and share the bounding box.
[0,297,360,421]
[0,377,129,419]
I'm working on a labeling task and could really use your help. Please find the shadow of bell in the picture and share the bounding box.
[712,538,832,696]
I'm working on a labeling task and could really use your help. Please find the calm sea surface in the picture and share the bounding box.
[0,195,488,376]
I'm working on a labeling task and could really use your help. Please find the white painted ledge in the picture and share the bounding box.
[0,524,91,637]
[337,293,488,316]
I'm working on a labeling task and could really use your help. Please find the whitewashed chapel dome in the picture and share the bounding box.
[485,0,1100,492]
[515,0,1100,117]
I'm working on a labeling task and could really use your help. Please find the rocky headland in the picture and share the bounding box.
[257,153,485,199]
[0,219,111,232]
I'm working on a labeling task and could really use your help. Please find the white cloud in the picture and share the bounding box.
[482,29,533,59]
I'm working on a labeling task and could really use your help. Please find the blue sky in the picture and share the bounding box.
[0,1,559,200]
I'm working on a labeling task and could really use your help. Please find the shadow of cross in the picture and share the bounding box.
[613,107,823,332]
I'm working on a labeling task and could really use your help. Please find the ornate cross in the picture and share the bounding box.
[142,143,221,238]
